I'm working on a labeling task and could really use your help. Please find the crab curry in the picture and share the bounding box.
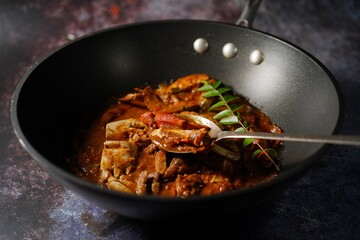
[70,74,283,197]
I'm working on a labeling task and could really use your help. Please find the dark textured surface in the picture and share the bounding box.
[1,0,359,239]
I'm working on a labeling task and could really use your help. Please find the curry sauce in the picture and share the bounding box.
[71,74,283,197]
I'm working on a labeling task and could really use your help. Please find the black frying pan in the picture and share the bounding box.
[11,0,341,220]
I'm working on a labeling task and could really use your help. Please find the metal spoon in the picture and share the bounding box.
[180,114,360,147]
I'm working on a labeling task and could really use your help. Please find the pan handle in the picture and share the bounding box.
[235,0,262,28]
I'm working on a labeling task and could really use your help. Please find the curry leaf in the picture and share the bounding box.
[243,120,249,128]
[212,80,222,89]
[198,80,280,171]
[217,87,232,94]
[202,90,220,98]
[219,115,238,125]
[236,111,242,121]
[266,148,279,158]
[230,104,243,112]
[208,101,226,111]
[235,127,246,132]
[213,109,232,120]
[242,138,253,147]
[252,149,262,158]
[197,84,214,92]
[223,95,238,103]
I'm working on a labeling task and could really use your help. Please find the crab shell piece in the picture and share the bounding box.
[149,128,211,153]
[143,74,214,113]
[100,119,148,192]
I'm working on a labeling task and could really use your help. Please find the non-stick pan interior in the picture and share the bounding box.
[13,20,340,196]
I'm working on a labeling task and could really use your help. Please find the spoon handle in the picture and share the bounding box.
[218,131,360,146]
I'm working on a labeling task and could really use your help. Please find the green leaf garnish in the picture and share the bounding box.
[208,101,226,111]
[219,116,238,125]
[202,90,220,98]
[213,109,232,120]
[217,87,232,94]
[230,104,243,112]
[235,127,246,132]
[222,95,238,103]
[197,84,214,92]
[243,120,249,128]
[197,79,280,171]
[242,138,253,147]
[212,80,222,89]
[266,148,279,158]
[252,149,262,158]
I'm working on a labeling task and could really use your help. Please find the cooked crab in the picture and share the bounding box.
[76,74,282,197]
[119,73,214,113]
[99,111,233,195]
